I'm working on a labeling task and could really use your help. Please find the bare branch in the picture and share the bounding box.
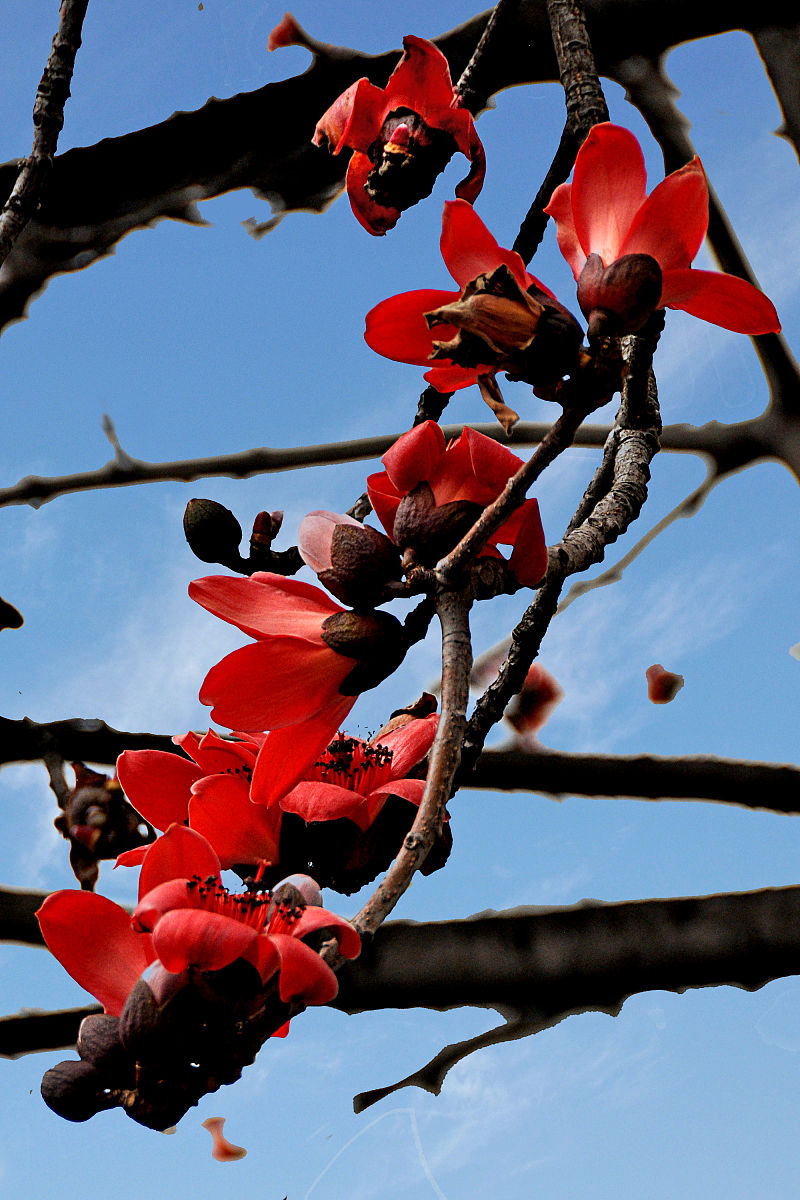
[0,0,89,267]
[0,715,178,768]
[751,21,800,161]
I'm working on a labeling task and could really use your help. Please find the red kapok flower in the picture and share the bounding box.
[366,420,548,587]
[544,123,781,338]
[504,664,564,742]
[298,510,402,608]
[38,826,360,1014]
[131,829,360,1005]
[280,713,438,830]
[116,729,283,872]
[365,200,581,429]
[313,36,485,235]
[189,572,408,800]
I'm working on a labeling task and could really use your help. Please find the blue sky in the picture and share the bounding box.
[1,3,800,1197]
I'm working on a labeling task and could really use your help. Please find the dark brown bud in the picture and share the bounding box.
[41,1059,115,1122]
[577,252,663,338]
[317,522,401,608]
[321,609,408,694]
[183,499,243,566]
[76,1014,131,1079]
[392,481,482,566]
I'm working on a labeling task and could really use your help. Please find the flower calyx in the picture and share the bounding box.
[365,109,458,214]
[320,608,408,694]
[299,510,402,608]
[577,252,663,339]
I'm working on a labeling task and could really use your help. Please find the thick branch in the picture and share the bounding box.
[9,886,800,1058]
[752,22,800,161]
[546,0,609,136]
[468,747,800,814]
[0,715,178,767]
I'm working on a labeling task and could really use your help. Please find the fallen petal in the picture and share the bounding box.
[202,1117,247,1161]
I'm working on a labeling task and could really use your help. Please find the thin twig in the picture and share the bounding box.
[454,0,513,113]
[0,0,90,267]
[512,119,578,264]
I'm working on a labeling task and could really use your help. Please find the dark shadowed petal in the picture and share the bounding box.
[269,933,339,1004]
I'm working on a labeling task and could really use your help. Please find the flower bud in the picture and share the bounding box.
[577,252,663,338]
[41,1059,115,1122]
[299,511,401,607]
[183,499,243,566]
[76,1014,131,1079]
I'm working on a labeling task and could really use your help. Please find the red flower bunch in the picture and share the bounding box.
[37,825,360,1017]
[545,123,781,337]
[367,420,548,586]
[365,200,582,428]
[313,36,485,235]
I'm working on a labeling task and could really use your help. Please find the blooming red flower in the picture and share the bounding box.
[313,36,485,235]
[364,200,579,428]
[38,825,360,1013]
[189,572,407,801]
[280,713,438,830]
[297,510,401,608]
[544,123,781,337]
[116,729,283,871]
[366,420,548,587]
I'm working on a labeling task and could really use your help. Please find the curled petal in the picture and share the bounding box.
[269,933,339,1004]
[345,150,402,236]
[368,777,426,821]
[151,908,260,974]
[387,36,456,112]
[423,362,483,391]
[660,267,781,333]
[314,79,384,154]
[291,906,362,960]
[507,499,548,588]
[571,123,647,265]
[281,780,372,830]
[375,712,438,775]
[202,1117,247,1162]
[37,892,155,1016]
[380,421,446,494]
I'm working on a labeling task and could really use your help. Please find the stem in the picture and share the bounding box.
[545,0,609,138]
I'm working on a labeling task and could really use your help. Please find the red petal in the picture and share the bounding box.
[435,108,486,204]
[269,933,339,1004]
[37,892,154,1016]
[387,36,455,112]
[152,908,260,973]
[368,777,426,821]
[281,780,372,830]
[620,156,707,270]
[381,421,445,493]
[660,268,781,334]
[115,845,149,869]
[189,573,341,641]
[366,470,402,539]
[375,712,438,775]
[116,750,199,831]
[544,181,586,279]
[249,694,356,806]
[422,362,483,391]
[137,824,221,901]
[314,78,384,154]
[199,638,354,731]
[571,123,647,264]
[507,499,549,587]
[291,906,361,960]
[441,199,530,290]
[179,728,260,774]
[189,774,281,869]
[365,289,460,365]
[346,152,402,236]
[202,1117,247,1162]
